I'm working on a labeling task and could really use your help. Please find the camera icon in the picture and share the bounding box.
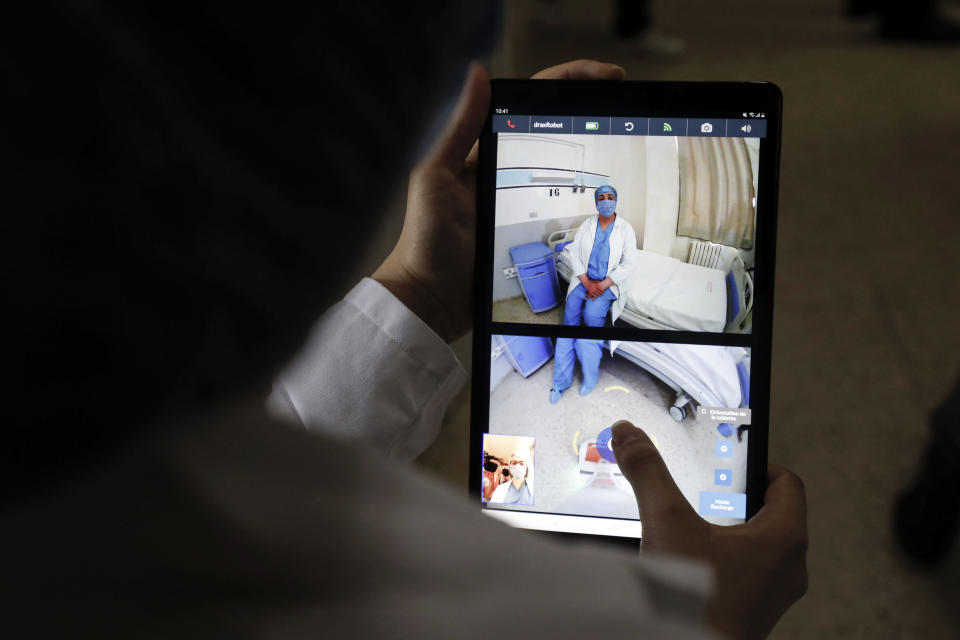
[700,122,713,133]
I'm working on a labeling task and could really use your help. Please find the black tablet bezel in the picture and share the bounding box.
[470,80,782,543]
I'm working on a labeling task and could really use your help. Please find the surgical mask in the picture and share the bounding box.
[597,199,617,217]
[509,464,525,480]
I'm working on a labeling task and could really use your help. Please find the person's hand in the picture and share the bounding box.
[578,275,602,299]
[584,279,605,299]
[587,278,610,298]
[578,273,594,298]
[611,421,808,640]
[373,60,626,343]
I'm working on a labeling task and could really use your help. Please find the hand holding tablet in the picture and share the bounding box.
[375,55,806,637]
[613,421,808,640]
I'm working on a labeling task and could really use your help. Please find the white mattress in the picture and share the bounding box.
[621,250,727,333]
[612,342,743,408]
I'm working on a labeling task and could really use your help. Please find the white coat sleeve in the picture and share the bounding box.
[608,220,639,287]
[267,278,467,462]
[567,220,589,278]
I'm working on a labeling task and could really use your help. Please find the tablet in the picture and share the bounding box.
[470,80,781,541]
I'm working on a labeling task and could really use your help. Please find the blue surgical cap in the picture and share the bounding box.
[595,184,617,202]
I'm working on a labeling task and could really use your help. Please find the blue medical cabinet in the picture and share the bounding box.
[495,334,553,378]
[508,242,562,313]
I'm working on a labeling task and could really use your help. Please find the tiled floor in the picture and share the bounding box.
[409,1,960,637]
[493,295,565,325]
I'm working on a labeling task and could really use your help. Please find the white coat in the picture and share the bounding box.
[2,279,713,638]
[490,477,534,504]
[564,214,639,323]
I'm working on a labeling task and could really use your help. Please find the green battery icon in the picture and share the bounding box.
[585,121,599,131]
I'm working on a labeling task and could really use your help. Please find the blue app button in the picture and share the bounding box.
[715,469,733,486]
[715,440,733,458]
[698,492,746,519]
[595,426,617,463]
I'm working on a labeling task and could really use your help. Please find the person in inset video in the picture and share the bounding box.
[489,451,534,506]
[550,185,638,402]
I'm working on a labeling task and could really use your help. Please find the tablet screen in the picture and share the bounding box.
[473,83,779,539]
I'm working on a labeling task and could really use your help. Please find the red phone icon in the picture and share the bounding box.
[507,119,516,129]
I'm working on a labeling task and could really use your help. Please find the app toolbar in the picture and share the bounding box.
[493,115,766,138]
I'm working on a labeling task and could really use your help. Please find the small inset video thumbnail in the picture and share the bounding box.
[482,434,536,507]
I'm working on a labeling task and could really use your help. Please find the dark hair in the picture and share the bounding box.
[5,1,484,501]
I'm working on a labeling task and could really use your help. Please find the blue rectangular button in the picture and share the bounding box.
[698,492,746,518]
[611,117,647,135]
[572,116,609,134]
[493,115,529,133]
[530,115,572,133]
[727,119,767,138]
[690,119,726,136]
[714,469,733,486]
[651,118,686,136]
[715,440,734,458]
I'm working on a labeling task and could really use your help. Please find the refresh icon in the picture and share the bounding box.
[624,121,635,132]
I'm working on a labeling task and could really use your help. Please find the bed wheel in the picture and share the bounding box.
[669,405,686,422]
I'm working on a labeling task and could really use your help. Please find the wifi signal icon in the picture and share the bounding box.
[663,122,673,132]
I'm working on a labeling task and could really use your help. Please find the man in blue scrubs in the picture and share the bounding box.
[550,185,633,402]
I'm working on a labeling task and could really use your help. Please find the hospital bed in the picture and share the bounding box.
[547,229,753,333]
[608,341,750,434]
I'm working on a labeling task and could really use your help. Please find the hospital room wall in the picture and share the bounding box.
[598,135,647,240]
[643,137,681,257]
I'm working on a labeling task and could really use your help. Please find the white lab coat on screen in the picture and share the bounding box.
[564,214,639,322]
[489,477,534,504]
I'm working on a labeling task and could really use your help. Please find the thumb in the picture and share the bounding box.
[428,62,491,170]
[611,421,705,549]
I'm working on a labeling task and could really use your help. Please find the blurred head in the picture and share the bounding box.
[5,1,500,502]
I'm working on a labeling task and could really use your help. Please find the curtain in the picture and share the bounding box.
[677,137,755,250]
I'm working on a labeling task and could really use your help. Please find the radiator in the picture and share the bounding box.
[688,240,723,269]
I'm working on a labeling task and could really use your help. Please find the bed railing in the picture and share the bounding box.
[546,228,578,252]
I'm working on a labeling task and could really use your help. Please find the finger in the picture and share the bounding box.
[464,139,480,173]
[531,59,626,80]
[611,421,700,533]
[428,63,491,169]
[749,464,808,531]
